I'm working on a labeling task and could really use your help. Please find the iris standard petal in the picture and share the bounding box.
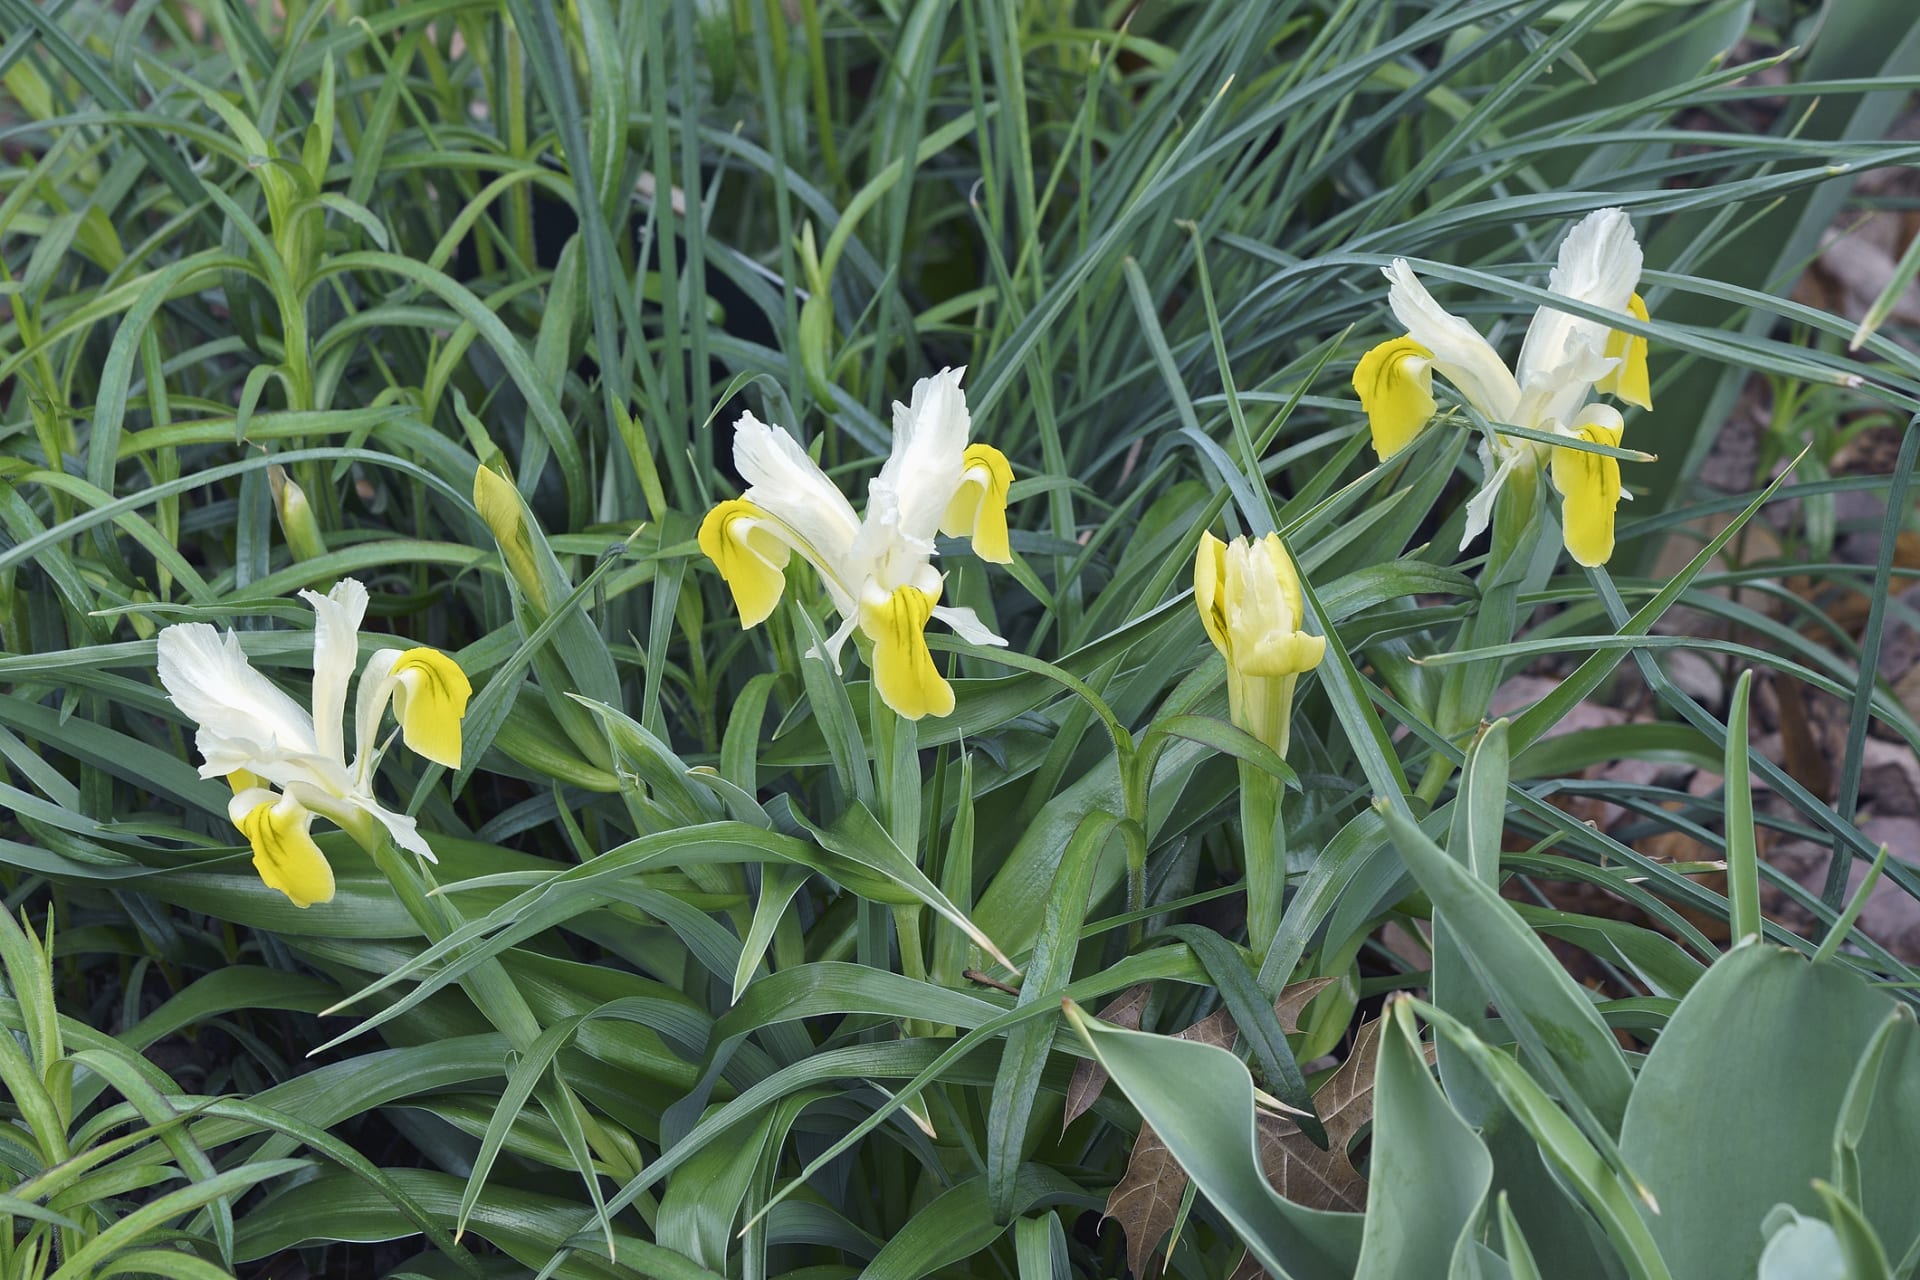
[157,623,321,777]
[939,443,1014,563]
[229,788,335,908]
[1461,440,1530,552]
[733,412,861,603]
[299,577,368,766]
[1385,259,1522,424]
[1597,292,1652,410]
[1353,335,1438,459]
[1515,207,1641,396]
[348,792,440,863]
[388,648,472,769]
[699,498,794,627]
[1550,405,1626,567]
[859,584,954,720]
[875,366,971,548]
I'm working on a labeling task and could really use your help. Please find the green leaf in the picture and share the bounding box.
[1354,1001,1493,1279]
[1379,803,1635,1134]
[1621,946,1920,1278]
[1063,1001,1363,1280]
[1416,1002,1673,1280]
[1724,670,1760,944]
[988,812,1123,1221]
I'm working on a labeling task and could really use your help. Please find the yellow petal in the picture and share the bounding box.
[389,648,472,768]
[1252,532,1305,631]
[859,584,954,720]
[1551,414,1625,568]
[1237,631,1327,678]
[233,795,335,908]
[698,498,793,627]
[1194,532,1229,658]
[940,443,1015,563]
[1598,293,1652,411]
[1352,335,1437,459]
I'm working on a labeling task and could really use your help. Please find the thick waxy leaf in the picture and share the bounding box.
[1621,946,1920,1280]
[1068,1001,1363,1280]
[1354,1002,1493,1279]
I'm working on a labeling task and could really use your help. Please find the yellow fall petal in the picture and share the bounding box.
[389,648,472,769]
[234,795,335,908]
[699,498,793,627]
[1352,335,1437,459]
[1194,532,1230,657]
[859,584,954,720]
[1237,630,1327,678]
[1551,417,1625,568]
[1598,292,1652,411]
[940,443,1015,563]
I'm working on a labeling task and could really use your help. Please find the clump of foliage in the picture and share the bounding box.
[2,0,1918,1277]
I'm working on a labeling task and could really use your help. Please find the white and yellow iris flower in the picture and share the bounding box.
[1195,531,1326,758]
[156,578,472,907]
[699,367,1014,721]
[1352,208,1652,567]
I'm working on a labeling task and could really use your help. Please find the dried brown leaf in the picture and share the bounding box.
[1064,984,1152,1130]
[1773,675,1832,803]
[1100,978,1338,1272]
[1255,1017,1386,1212]
[1105,1121,1186,1277]
[1274,975,1336,1034]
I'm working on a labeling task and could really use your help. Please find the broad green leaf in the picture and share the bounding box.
[1064,1001,1363,1280]
[1354,1001,1492,1278]
[1621,946,1920,1279]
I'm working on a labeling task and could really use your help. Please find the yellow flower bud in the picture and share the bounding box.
[1195,532,1325,756]
[473,461,551,614]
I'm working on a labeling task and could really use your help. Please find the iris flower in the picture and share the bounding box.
[1352,208,1652,567]
[156,579,472,907]
[1195,531,1326,758]
[699,368,1014,720]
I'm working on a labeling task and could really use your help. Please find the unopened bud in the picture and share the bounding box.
[268,464,328,562]
[472,460,551,614]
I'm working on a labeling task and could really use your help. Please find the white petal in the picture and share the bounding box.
[352,647,401,785]
[733,411,862,601]
[1515,342,1617,439]
[351,793,438,862]
[873,367,970,547]
[299,578,367,767]
[808,613,863,674]
[932,603,1007,648]
[1516,208,1642,396]
[1461,443,1520,551]
[157,623,320,777]
[1386,261,1521,424]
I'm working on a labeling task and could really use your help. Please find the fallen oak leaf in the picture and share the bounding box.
[1063,983,1151,1130]
[1100,977,1338,1275]
[1236,1017,1434,1279]
[1254,1016,1385,1213]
